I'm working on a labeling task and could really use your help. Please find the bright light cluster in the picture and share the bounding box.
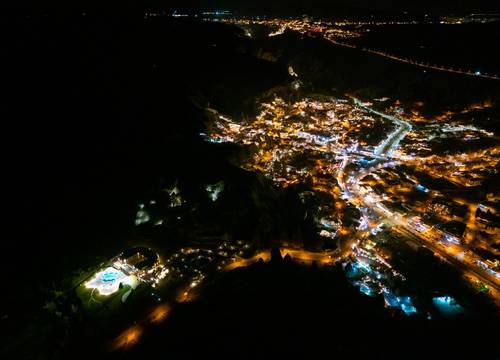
[205,96,390,188]
[85,250,169,296]
[85,267,136,296]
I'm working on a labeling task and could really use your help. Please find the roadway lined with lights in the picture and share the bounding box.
[327,38,500,81]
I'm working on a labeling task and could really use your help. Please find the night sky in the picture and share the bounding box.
[4,0,500,15]
[169,0,500,15]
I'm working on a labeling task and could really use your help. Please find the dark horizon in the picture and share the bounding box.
[3,0,500,16]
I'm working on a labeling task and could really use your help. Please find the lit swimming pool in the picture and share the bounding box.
[102,269,121,282]
[85,267,129,296]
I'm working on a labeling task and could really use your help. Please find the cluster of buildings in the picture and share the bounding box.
[221,17,363,41]
[205,96,389,188]
[345,242,418,316]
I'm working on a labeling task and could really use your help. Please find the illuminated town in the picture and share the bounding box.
[202,87,499,309]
